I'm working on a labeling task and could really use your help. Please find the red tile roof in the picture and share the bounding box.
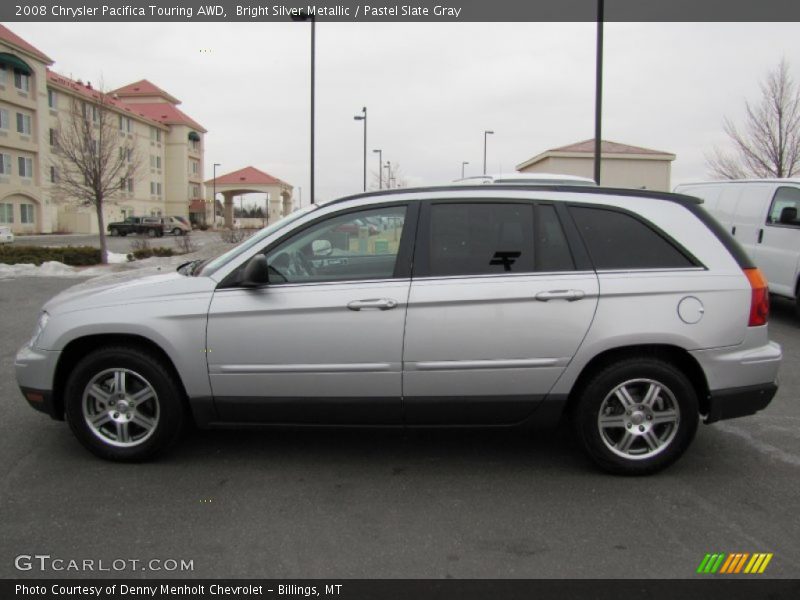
[207,166,290,187]
[0,24,53,64]
[46,70,167,129]
[550,139,672,156]
[124,102,206,133]
[111,79,181,104]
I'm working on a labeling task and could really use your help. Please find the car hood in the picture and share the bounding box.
[43,269,216,315]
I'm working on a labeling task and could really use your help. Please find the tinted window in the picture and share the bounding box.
[767,186,800,227]
[427,203,535,276]
[265,206,407,283]
[535,204,575,271]
[570,206,695,270]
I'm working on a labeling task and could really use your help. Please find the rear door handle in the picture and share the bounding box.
[758,228,764,243]
[347,298,398,311]
[535,289,585,302]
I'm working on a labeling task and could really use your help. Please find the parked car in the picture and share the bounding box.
[0,226,13,244]
[108,216,165,237]
[675,179,800,312]
[16,184,781,473]
[163,216,191,236]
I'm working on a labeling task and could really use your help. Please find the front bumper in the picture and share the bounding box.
[705,382,778,423]
[15,344,62,420]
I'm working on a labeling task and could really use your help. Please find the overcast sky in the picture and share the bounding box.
[9,21,800,203]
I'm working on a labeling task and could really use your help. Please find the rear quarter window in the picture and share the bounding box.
[569,205,697,270]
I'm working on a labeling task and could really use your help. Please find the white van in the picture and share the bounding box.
[675,180,800,306]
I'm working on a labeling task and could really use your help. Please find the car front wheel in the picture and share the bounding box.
[64,346,186,461]
[572,358,699,475]
[172,228,183,236]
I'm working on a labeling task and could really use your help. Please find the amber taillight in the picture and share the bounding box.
[744,268,769,327]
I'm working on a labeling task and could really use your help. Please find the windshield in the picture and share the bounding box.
[198,204,319,277]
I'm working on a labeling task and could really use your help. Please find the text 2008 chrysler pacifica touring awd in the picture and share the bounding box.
[16,185,782,474]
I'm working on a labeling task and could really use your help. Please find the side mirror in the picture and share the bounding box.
[312,239,333,257]
[240,254,269,287]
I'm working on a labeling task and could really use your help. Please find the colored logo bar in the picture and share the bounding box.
[697,553,773,574]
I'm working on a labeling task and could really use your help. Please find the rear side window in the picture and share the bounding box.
[428,203,535,276]
[570,206,695,270]
[767,186,800,227]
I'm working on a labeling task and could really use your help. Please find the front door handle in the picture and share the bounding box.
[535,289,585,302]
[347,298,398,311]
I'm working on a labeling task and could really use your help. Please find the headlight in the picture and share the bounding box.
[30,311,49,348]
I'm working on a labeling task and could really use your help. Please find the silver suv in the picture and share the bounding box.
[15,185,782,474]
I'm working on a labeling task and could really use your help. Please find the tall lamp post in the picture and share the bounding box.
[594,0,604,184]
[291,10,315,203]
[373,149,383,189]
[483,130,494,175]
[384,161,392,189]
[354,106,367,191]
[212,162,220,226]
[461,161,469,179]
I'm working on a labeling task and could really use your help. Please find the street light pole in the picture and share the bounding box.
[354,106,367,191]
[373,149,382,189]
[385,161,392,188]
[594,0,604,185]
[483,130,494,175]
[461,161,469,179]
[291,10,315,203]
[212,162,220,227]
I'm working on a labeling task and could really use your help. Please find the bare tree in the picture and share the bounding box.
[52,89,141,263]
[707,59,800,179]
[369,162,409,191]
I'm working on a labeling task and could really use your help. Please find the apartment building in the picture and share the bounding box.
[0,25,206,234]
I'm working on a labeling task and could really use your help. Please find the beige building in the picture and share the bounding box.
[516,139,676,192]
[0,24,206,234]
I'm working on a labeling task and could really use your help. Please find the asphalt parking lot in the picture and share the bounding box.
[0,277,798,579]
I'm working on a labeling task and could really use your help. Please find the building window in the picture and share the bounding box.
[0,203,13,223]
[0,109,8,130]
[14,70,30,92]
[151,128,161,142]
[127,177,134,192]
[49,128,56,146]
[0,65,7,86]
[16,113,32,135]
[20,203,34,224]
[191,139,201,152]
[48,89,57,109]
[0,153,11,175]
[151,181,161,195]
[190,159,199,175]
[119,115,131,132]
[18,156,33,178]
[189,183,201,198]
[50,166,58,183]
[157,182,162,195]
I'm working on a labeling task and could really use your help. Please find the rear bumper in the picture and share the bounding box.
[705,382,778,423]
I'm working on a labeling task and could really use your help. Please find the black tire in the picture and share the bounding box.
[147,228,157,237]
[64,346,186,462]
[572,358,699,475]
[173,228,183,236]
[119,231,127,237]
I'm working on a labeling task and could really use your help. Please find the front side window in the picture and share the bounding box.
[570,205,696,270]
[426,203,536,277]
[264,205,408,284]
[767,186,800,227]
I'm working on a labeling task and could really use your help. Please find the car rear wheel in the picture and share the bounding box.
[172,228,183,236]
[64,346,186,461]
[147,228,157,237]
[572,358,699,475]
